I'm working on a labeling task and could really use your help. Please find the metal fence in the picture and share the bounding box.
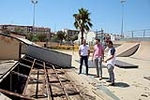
[124,29,150,38]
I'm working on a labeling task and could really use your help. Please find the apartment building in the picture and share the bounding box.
[63,29,79,37]
[0,24,51,34]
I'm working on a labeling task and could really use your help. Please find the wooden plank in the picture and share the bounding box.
[0,89,34,100]
[22,59,36,95]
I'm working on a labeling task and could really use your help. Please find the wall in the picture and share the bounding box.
[0,35,20,60]
[10,33,25,39]
[25,45,72,68]
[75,31,96,44]
[0,34,72,67]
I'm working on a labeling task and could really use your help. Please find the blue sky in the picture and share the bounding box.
[0,0,150,34]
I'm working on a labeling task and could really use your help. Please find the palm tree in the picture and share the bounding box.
[73,8,93,44]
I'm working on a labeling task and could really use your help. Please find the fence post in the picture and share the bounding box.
[132,31,133,38]
[143,30,145,38]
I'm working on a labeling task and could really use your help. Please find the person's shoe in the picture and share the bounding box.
[108,83,115,86]
[94,75,99,78]
[106,80,111,82]
[99,77,102,80]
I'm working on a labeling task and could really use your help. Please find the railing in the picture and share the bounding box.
[124,29,150,38]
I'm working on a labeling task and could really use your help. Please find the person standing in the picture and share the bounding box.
[92,39,104,80]
[79,39,90,75]
[104,40,116,86]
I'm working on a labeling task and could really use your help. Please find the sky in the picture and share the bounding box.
[0,0,150,34]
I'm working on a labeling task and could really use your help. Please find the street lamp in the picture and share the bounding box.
[31,0,38,29]
[120,0,125,37]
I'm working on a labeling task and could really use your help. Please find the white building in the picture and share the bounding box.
[110,34,122,41]
[75,31,96,45]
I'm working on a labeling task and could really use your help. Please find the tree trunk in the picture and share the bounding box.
[81,29,84,44]
[60,40,62,45]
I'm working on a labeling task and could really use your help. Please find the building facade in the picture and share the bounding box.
[63,29,79,39]
[75,31,96,45]
[0,24,51,35]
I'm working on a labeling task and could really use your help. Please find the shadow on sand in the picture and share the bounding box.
[75,60,107,68]
[113,82,130,88]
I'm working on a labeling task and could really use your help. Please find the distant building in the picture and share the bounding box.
[63,29,79,39]
[75,31,96,45]
[75,30,119,45]
[110,34,122,41]
[0,24,51,35]
[62,29,80,44]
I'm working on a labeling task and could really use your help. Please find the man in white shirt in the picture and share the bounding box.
[79,39,90,75]
[104,40,116,86]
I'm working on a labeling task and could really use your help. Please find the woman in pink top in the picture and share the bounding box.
[92,39,104,80]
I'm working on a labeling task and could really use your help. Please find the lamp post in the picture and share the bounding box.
[31,0,38,29]
[120,0,125,37]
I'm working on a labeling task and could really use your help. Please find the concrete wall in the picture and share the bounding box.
[0,35,20,60]
[10,33,25,39]
[25,45,72,67]
[21,43,27,54]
